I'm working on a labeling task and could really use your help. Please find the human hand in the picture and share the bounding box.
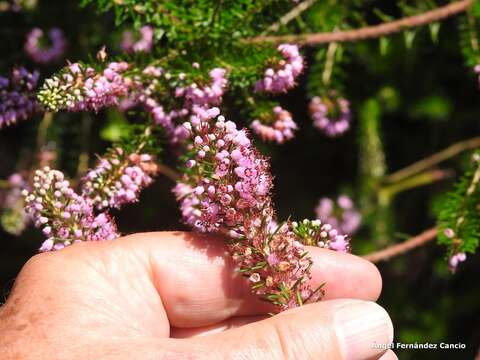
[0,232,395,359]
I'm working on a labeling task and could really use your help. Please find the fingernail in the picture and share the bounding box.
[334,300,393,360]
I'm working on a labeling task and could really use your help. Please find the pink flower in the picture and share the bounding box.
[309,93,352,137]
[24,167,119,251]
[449,252,466,273]
[121,26,154,54]
[250,106,297,144]
[38,62,132,112]
[82,149,158,210]
[25,28,67,64]
[255,44,303,93]
[315,195,361,235]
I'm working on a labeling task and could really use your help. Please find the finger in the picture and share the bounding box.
[70,231,382,327]
[191,299,394,360]
[171,315,268,338]
[309,245,382,302]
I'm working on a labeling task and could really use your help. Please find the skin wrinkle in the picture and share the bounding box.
[66,257,147,336]
[170,315,269,338]
[224,325,282,360]
[155,233,269,325]
[151,233,239,327]
[148,244,171,337]
[81,242,169,337]
[31,246,156,340]
[272,310,333,360]
[272,321,295,360]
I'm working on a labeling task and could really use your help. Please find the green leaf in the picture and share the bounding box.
[100,110,130,142]
[409,95,452,122]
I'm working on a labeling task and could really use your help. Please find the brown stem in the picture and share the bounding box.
[386,136,480,183]
[248,0,472,45]
[322,41,338,86]
[262,0,319,34]
[363,227,438,263]
[76,115,92,177]
[158,163,180,181]
[380,168,453,199]
[36,112,53,152]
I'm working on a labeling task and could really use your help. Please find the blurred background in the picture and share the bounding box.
[1,0,480,358]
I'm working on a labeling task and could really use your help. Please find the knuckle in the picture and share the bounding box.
[20,251,54,276]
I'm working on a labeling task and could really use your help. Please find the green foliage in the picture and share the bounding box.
[117,122,164,157]
[0,207,27,236]
[437,154,480,256]
[80,0,289,47]
[301,0,373,35]
[409,94,453,122]
[100,109,130,142]
[458,13,480,68]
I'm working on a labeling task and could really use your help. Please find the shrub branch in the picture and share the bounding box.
[249,0,473,45]
[363,227,438,263]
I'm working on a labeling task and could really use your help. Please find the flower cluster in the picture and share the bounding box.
[0,67,41,128]
[24,27,67,64]
[443,228,467,273]
[1,145,57,236]
[23,167,119,252]
[82,148,158,210]
[309,93,351,137]
[175,107,348,311]
[292,219,350,252]
[250,106,297,144]
[255,44,303,93]
[1,173,31,235]
[38,61,132,112]
[229,222,325,310]
[315,195,361,235]
[174,107,272,234]
[121,26,154,54]
[135,65,227,144]
[177,67,227,108]
[449,252,467,272]
[38,62,227,146]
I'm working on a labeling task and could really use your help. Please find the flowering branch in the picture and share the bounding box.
[363,227,438,263]
[248,0,473,45]
[23,167,120,251]
[438,153,480,271]
[174,107,349,310]
[386,136,480,183]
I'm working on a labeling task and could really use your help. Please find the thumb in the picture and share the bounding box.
[193,299,394,360]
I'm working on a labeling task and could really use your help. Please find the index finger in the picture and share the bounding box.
[97,231,382,328]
